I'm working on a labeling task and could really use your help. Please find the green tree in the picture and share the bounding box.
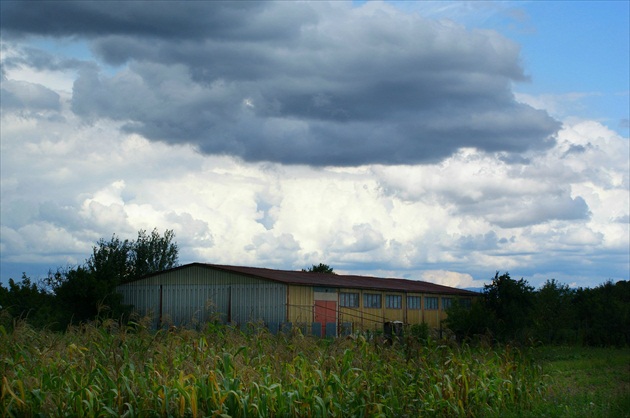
[444,297,493,342]
[46,229,179,326]
[444,272,535,343]
[130,228,179,281]
[532,279,576,344]
[0,274,56,328]
[303,263,335,274]
[483,272,535,341]
[84,228,178,284]
[87,234,132,285]
[574,280,630,346]
[54,266,126,325]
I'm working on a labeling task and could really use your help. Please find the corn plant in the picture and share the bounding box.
[1,319,550,417]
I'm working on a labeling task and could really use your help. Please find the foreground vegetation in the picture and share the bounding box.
[1,319,551,417]
[1,230,628,415]
[527,346,630,418]
[3,319,628,417]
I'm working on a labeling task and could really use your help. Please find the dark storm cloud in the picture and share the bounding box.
[0,1,311,42]
[1,45,94,73]
[1,1,560,166]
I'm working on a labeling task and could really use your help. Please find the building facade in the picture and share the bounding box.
[117,263,477,335]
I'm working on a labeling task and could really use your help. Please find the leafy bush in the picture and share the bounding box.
[409,322,430,342]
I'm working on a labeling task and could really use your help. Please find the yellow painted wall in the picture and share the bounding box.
[383,292,405,323]
[406,293,423,324]
[361,290,384,331]
[423,307,441,328]
[287,285,313,324]
[287,284,475,332]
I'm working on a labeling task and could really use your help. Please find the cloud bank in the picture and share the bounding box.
[1,1,627,288]
[2,1,559,166]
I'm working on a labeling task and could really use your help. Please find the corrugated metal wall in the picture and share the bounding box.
[117,265,286,327]
[335,289,463,332]
[117,265,474,333]
[117,284,161,327]
[229,283,286,324]
[423,300,443,329]
[406,293,423,325]
[383,292,405,323]
[287,285,313,324]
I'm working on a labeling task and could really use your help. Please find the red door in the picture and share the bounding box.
[314,300,337,325]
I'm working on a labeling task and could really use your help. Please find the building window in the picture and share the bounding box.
[425,297,438,310]
[442,297,453,311]
[459,298,472,309]
[339,292,359,308]
[407,296,421,310]
[385,295,402,309]
[363,293,381,309]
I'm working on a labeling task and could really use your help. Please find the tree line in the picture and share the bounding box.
[0,229,178,331]
[1,236,628,346]
[445,272,630,347]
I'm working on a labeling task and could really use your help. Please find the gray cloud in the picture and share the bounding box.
[1,78,61,111]
[0,2,289,41]
[1,45,94,73]
[2,1,559,166]
[445,183,592,228]
[456,231,500,251]
[485,195,591,228]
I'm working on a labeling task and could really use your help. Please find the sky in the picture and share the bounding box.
[1,1,628,290]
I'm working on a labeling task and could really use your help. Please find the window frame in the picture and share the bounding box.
[425,296,439,310]
[363,293,382,309]
[385,294,402,309]
[339,292,359,308]
[407,296,422,310]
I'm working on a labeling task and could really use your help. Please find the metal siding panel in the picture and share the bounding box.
[228,283,286,325]
[196,285,206,322]
[439,297,450,323]
[383,310,404,322]
[339,307,359,327]
[362,290,384,330]
[406,310,423,325]
[383,292,404,322]
[404,293,422,326]
[337,288,360,329]
[117,265,466,331]
[118,284,160,327]
[271,283,286,323]
[117,265,286,327]
[122,264,273,287]
[287,285,313,324]
[206,285,229,323]
[423,294,440,328]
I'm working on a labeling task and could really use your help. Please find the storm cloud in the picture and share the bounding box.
[3,1,625,289]
[1,1,559,166]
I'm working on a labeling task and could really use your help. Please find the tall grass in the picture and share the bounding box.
[526,346,630,418]
[1,319,547,417]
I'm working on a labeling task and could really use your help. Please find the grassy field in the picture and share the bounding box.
[526,346,630,418]
[1,319,628,417]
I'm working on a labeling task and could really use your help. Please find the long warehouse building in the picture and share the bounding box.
[117,263,478,335]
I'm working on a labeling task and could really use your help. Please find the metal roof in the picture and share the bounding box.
[137,262,478,296]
